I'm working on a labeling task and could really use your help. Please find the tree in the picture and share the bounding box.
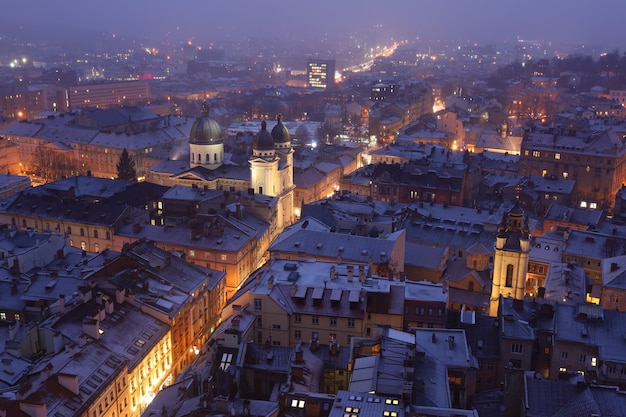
[32,146,80,183]
[116,148,137,181]
[294,124,311,145]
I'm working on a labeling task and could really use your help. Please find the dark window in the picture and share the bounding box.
[505,264,514,287]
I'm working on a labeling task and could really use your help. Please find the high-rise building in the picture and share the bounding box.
[307,59,335,89]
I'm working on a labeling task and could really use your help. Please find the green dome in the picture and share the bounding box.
[189,102,222,144]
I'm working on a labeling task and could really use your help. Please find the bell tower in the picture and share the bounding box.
[489,204,530,317]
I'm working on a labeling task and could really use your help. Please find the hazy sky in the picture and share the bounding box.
[2,0,626,51]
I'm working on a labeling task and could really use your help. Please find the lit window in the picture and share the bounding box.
[290,399,305,408]
[591,357,597,367]
[580,201,587,208]
[219,353,233,371]
[555,153,561,159]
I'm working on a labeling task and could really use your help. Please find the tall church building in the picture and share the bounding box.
[489,204,531,317]
[250,116,295,231]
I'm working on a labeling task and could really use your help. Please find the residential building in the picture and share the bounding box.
[268,228,406,278]
[227,258,407,349]
[541,203,603,235]
[0,176,167,252]
[519,127,626,211]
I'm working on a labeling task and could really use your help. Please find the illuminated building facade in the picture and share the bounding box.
[307,59,335,89]
[68,80,151,109]
[490,204,531,317]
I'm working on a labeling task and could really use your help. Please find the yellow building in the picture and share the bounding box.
[228,258,406,349]
[490,204,531,317]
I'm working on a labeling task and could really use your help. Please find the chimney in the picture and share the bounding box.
[115,287,126,304]
[41,363,53,380]
[65,342,77,357]
[58,373,80,395]
[82,318,100,340]
[347,265,354,282]
[290,284,297,298]
[104,297,114,315]
[53,332,64,353]
[448,336,455,350]
[8,320,21,340]
[2,359,14,375]
[291,365,304,381]
[78,286,92,303]
[59,294,66,310]
[358,265,366,283]
[330,265,336,280]
[295,341,304,363]
[268,275,275,289]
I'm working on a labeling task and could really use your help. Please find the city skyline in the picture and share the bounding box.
[2,0,626,53]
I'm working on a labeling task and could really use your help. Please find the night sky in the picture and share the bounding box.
[2,0,626,51]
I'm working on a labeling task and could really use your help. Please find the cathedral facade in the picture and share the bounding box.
[148,103,295,232]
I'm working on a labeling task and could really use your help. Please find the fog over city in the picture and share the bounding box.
[2,0,626,53]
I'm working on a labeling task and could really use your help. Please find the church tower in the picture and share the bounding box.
[249,118,295,232]
[271,114,295,228]
[189,102,223,170]
[489,203,531,317]
[250,120,279,196]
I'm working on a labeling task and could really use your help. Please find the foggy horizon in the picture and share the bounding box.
[2,0,626,55]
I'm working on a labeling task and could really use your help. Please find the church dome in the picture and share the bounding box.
[189,102,222,144]
[271,114,290,144]
[253,120,274,151]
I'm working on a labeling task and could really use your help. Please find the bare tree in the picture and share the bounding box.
[32,146,80,183]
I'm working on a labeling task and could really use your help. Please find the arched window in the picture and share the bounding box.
[214,153,217,162]
[94,230,98,239]
[191,153,194,162]
[468,281,474,291]
[198,153,201,163]
[505,264,514,287]
[206,154,210,163]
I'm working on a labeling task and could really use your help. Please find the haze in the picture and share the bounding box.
[2,0,626,52]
